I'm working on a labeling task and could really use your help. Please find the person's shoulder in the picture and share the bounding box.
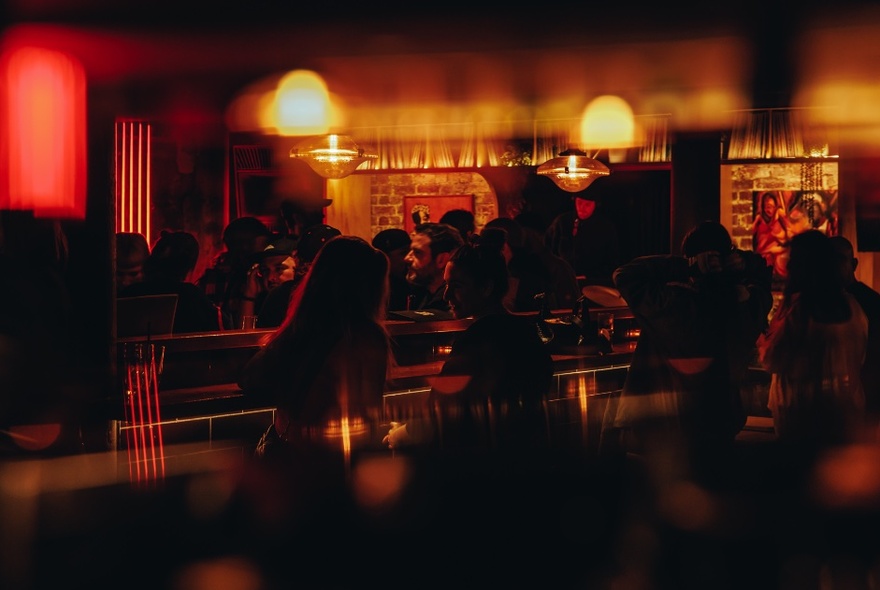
[850,281,880,310]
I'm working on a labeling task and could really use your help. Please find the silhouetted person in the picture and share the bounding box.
[256,224,341,328]
[439,208,477,244]
[372,228,414,311]
[759,230,869,449]
[239,235,393,460]
[384,239,553,454]
[545,195,620,287]
[115,232,150,290]
[484,216,579,312]
[602,220,772,482]
[120,230,221,334]
[198,216,271,329]
[830,235,880,432]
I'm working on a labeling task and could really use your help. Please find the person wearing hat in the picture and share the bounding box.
[240,236,297,324]
[256,224,342,328]
[372,228,414,311]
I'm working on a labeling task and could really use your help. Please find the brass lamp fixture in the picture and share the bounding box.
[289,133,377,179]
[536,148,611,193]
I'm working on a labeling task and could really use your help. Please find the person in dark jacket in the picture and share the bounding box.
[600,220,772,481]
[119,230,221,334]
[384,239,553,454]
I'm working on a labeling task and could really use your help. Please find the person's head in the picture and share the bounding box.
[372,228,411,279]
[404,222,464,290]
[784,229,844,304]
[439,209,476,243]
[279,235,389,334]
[478,226,513,264]
[255,236,297,290]
[681,220,732,258]
[279,199,327,240]
[829,235,858,287]
[116,232,150,288]
[295,224,342,275]
[222,216,272,266]
[443,241,509,319]
[484,217,525,254]
[574,196,597,221]
[145,230,200,282]
[760,192,779,220]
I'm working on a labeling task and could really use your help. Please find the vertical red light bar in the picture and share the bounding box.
[114,119,152,243]
[0,45,86,219]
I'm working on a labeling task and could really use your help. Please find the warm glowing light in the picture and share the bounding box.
[580,95,635,149]
[273,70,335,136]
[536,148,611,193]
[122,343,166,487]
[0,45,86,218]
[115,120,152,241]
[290,133,377,179]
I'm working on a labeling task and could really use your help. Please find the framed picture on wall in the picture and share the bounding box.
[752,189,839,280]
[403,194,474,234]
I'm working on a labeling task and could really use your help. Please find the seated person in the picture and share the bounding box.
[257,224,341,328]
[197,216,272,330]
[119,230,221,334]
[384,240,554,454]
[115,232,150,290]
[439,208,477,244]
[372,228,414,311]
[240,236,297,322]
[404,222,464,311]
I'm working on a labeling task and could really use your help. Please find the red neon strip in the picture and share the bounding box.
[149,347,165,479]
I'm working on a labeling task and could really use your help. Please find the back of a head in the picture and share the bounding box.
[681,220,732,258]
[297,224,342,264]
[222,216,271,252]
[414,222,464,257]
[372,228,411,255]
[785,230,848,316]
[478,227,508,253]
[484,217,524,251]
[116,232,150,268]
[145,230,200,282]
[288,235,389,330]
[448,241,509,303]
[439,209,476,240]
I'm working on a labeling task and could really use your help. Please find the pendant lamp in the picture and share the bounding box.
[536,148,610,193]
[289,133,377,179]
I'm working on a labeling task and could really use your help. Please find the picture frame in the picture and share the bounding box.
[752,189,839,281]
[403,194,474,234]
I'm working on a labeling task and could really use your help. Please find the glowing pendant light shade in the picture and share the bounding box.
[536,148,610,193]
[289,133,377,179]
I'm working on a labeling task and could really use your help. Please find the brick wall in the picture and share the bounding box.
[728,162,839,250]
[369,171,497,235]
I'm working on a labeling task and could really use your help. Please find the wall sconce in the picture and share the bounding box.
[289,134,377,179]
[536,148,611,193]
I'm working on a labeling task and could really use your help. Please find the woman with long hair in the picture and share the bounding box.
[758,229,868,448]
[239,235,393,456]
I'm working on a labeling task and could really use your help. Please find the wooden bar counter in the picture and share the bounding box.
[114,308,639,453]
